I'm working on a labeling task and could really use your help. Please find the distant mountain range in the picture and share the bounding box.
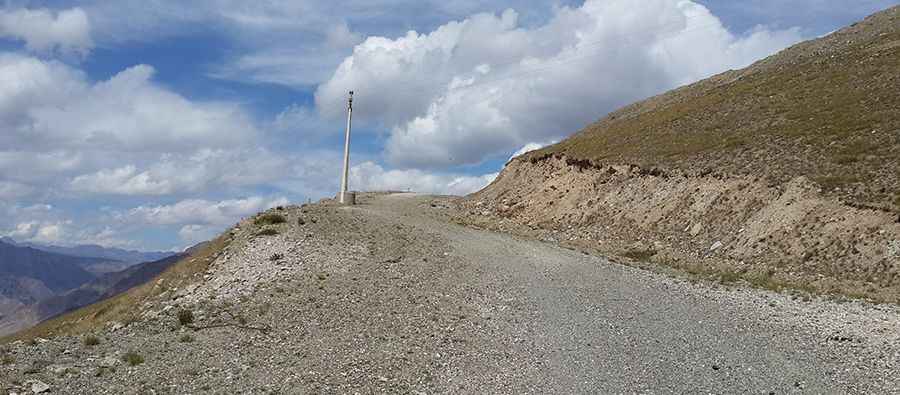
[0,253,185,336]
[0,237,174,264]
[0,239,184,336]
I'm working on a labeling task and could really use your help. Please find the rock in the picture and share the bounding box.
[30,380,50,393]
[709,241,723,252]
[99,356,119,368]
[47,364,70,376]
[689,223,703,237]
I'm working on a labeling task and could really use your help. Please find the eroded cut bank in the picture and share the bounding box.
[460,154,900,303]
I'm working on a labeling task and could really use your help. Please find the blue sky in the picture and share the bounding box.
[1,0,896,251]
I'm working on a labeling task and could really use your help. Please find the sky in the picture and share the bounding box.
[1,0,897,251]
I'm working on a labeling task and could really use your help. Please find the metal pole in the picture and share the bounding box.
[339,91,354,203]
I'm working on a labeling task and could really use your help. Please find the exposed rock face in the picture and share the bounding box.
[461,155,900,302]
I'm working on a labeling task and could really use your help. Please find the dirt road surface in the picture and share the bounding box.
[2,193,898,394]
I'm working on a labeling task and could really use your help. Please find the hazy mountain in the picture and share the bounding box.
[9,240,174,264]
[0,253,186,336]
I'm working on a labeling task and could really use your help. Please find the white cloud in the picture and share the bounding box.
[316,0,805,169]
[6,220,67,244]
[178,224,220,245]
[67,148,288,196]
[350,161,497,196]
[70,165,171,196]
[0,53,270,198]
[0,7,93,56]
[0,56,258,154]
[509,140,556,162]
[127,196,290,227]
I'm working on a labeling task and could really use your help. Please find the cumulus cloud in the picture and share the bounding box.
[0,7,93,56]
[317,0,804,169]
[127,197,290,227]
[350,161,497,196]
[509,140,557,162]
[0,53,266,198]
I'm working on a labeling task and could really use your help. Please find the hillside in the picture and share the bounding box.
[462,6,900,302]
[0,254,185,336]
[0,195,899,393]
[535,6,899,213]
[0,240,98,298]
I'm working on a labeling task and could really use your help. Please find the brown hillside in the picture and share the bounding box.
[533,6,900,213]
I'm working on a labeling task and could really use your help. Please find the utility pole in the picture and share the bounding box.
[338,91,355,205]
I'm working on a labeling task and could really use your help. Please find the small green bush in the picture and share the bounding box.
[83,335,100,347]
[177,309,194,326]
[254,213,287,226]
[256,228,279,236]
[122,351,144,366]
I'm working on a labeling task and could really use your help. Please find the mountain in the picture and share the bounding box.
[0,240,98,294]
[535,7,900,214]
[0,240,102,324]
[11,241,174,265]
[0,253,185,336]
[464,6,900,303]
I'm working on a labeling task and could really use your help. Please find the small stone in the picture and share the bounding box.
[709,241,723,252]
[689,223,703,237]
[99,356,119,368]
[47,365,69,376]
[30,380,50,393]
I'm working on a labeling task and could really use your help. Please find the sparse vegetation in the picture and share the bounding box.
[83,335,100,347]
[1,352,13,365]
[1,232,231,343]
[534,21,900,214]
[256,228,280,236]
[122,351,144,366]
[269,253,284,261]
[177,309,194,326]
[179,334,194,343]
[621,248,657,261]
[255,213,287,226]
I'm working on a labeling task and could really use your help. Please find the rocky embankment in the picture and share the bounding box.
[460,154,900,302]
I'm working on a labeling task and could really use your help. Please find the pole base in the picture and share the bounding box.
[338,191,356,205]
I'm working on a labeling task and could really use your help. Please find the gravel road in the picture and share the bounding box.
[360,193,900,393]
[2,192,898,394]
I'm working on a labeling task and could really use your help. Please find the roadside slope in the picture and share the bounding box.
[463,6,900,302]
[1,193,898,393]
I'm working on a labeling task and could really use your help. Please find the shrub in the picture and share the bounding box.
[122,351,144,366]
[177,309,194,326]
[622,248,657,261]
[254,213,287,226]
[83,335,100,347]
[1,353,13,365]
[256,228,279,236]
[269,253,283,261]
[179,334,194,343]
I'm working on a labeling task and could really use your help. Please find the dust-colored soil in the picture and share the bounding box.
[462,155,900,303]
[2,193,899,394]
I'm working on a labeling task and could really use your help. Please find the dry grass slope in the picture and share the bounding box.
[534,6,900,213]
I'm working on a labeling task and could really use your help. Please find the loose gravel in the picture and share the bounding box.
[1,193,898,394]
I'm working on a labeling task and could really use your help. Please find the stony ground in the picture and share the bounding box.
[2,193,899,394]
